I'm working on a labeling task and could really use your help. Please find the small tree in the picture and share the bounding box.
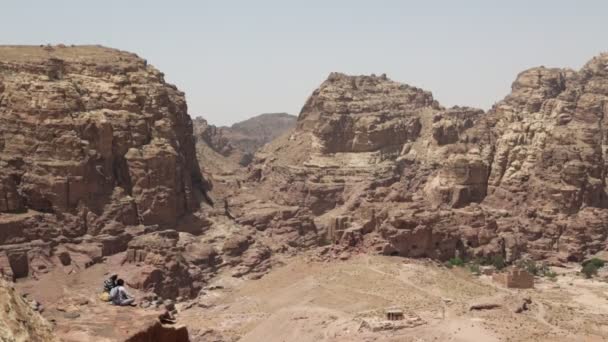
[582,263,599,279]
[517,259,539,275]
[582,258,606,269]
[491,255,506,270]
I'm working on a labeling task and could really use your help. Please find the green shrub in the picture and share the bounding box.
[517,259,539,275]
[582,258,606,269]
[448,257,465,267]
[582,263,599,278]
[580,258,605,279]
[474,255,507,270]
[545,270,557,281]
[516,259,553,277]
[490,255,506,270]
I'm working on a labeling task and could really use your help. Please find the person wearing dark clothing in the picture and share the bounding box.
[103,274,118,293]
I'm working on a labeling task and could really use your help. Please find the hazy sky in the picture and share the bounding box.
[2,1,607,126]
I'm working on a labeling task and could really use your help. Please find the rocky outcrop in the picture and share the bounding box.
[0,45,206,223]
[297,73,439,153]
[125,229,220,299]
[193,117,234,157]
[0,46,284,309]
[125,321,189,342]
[242,55,608,263]
[479,59,608,260]
[5,45,608,340]
[226,112,297,154]
[0,45,207,279]
[194,113,296,157]
[0,279,58,342]
[192,113,297,180]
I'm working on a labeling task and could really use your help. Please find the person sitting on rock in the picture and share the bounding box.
[103,274,118,293]
[109,279,135,306]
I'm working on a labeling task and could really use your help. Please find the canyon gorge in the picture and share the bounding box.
[1,45,608,341]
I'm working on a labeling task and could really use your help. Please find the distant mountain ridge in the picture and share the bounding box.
[193,112,297,157]
[224,112,297,154]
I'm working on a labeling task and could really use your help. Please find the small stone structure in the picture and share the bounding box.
[492,267,534,289]
[360,310,425,332]
[386,308,404,321]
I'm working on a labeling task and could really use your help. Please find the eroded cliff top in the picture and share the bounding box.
[0,44,144,65]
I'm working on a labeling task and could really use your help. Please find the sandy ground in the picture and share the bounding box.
[179,254,608,342]
[10,252,608,341]
[14,253,170,342]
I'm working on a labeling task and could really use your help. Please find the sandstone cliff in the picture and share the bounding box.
[192,113,297,208]
[3,45,608,339]
[0,45,206,229]
[0,45,213,297]
[240,56,608,263]
[0,46,291,304]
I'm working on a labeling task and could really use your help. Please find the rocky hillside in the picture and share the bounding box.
[192,113,296,201]
[0,45,292,307]
[193,113,296,170]
[0,45,224,301]
[0,279,57,342]
[227,113,297,154]
[238,56,608,263]
[0,45,206,232]
[194,113,296,156]
[2,44,608,341]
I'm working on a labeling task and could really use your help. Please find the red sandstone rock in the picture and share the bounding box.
[239,55,608,262]
[0,45,206,239]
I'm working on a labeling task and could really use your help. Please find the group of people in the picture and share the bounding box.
[102,274,135,306]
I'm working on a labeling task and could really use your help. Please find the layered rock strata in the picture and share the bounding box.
[242,57,608,262]
[0,45,214,296]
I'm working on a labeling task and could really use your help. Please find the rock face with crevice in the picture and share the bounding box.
[479,58,608,260]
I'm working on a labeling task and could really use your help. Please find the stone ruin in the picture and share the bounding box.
[492,267,534,289]
[360,309,425,332]
[386,308,404,320]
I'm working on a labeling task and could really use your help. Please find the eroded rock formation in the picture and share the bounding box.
[194,113,296,157]
[0,46,206,229]
[240,56,608,263]
[3,44,608,340]
[0,46,216,298]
